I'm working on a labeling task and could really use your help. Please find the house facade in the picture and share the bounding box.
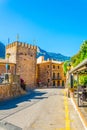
[37,56,66,87]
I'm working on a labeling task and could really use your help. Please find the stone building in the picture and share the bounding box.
[0,58,15,75]
[0,41,65,89]
[37,56,66,87]
[0,41,37,100]
[6,41,37,88]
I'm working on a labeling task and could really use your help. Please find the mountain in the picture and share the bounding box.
[0,42,5,58]
[0,43,70,61]
[37,47,70,61]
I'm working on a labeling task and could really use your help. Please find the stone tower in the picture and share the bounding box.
[6,41,37,89]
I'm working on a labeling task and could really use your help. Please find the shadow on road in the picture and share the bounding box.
[0,90,47,110]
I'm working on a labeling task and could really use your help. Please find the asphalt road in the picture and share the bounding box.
[0,88,85,130]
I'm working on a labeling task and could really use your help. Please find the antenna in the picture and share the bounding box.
[33,39,37,45]
[16,34,19,41]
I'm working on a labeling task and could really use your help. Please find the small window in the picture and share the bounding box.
[53,65,55,69]
[57,81,60,86]
[53,73,55,78]
[48,79,50,82]
[47,71,49,74]
[58,66,59,69]
[62,80,64,86]
[53,81,55,86]
[57,73,60,77]
[47,65,49,68]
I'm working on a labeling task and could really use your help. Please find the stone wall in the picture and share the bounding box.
[0,64,16,75]
[0,65,5,74]
[0,83,26,100]
[6,42,37,89]
[6,42,17,63]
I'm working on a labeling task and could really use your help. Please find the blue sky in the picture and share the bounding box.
[0,0,87,56]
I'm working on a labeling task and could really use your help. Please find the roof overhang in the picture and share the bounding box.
[69,59,87,74]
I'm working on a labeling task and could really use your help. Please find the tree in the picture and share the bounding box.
[71,52,81,67]
[80,40,87,61]
[68,40,87,87]
[63,60,71,75]
[79,76,87,86]
[71,40,87,67]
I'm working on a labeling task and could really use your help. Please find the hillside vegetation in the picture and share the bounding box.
[63,40,87,86]
[71,40,87,67]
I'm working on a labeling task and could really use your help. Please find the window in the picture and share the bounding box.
[57,73,60,78]
[57,81,60,86]
[58,66,59,69]
[62,80,64,86]
[47,71,49,74]
[47,65,49,68]
[48,79,50,82]
[53,65,55,69]
[53,81,55,86]
[53,73,55,78]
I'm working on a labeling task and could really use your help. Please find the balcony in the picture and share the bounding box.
[52,76,61,80]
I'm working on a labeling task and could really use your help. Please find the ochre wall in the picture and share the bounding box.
[37,61,66,87]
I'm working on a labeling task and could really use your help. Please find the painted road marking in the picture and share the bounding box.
[30,90,72,130]
[64,90,71,130]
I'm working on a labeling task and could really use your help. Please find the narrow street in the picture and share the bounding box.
[0,88,85,130]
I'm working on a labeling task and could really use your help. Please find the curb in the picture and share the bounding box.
[0,121,22,130]
[70,94,87,130]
